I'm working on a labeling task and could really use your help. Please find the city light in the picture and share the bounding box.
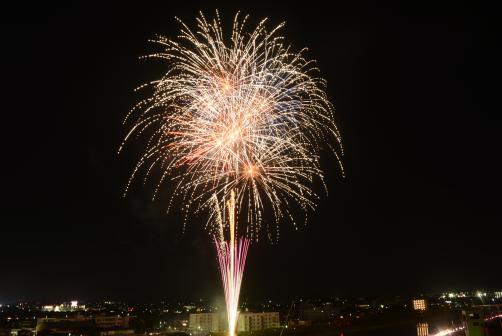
[417,322,429,336]
[430,326,465,336]
[413,299,427,311]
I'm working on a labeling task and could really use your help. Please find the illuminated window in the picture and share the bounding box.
[413,299,427,311]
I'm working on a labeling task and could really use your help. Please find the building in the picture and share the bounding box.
[35,317,95,335]
[9,320,36,336]
[462,305,502,336]
[99,330,135,336]
[189,312,280,334]
[41,301,86,312]
[412,299,427,311]
[94,316,130,329]
[189,313,223,334]
[10,329,35,336]
[495,292,502,299]
[35,315,131,336]
[237,312,280,332]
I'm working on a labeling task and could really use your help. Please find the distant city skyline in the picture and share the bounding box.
[2,291,501,336]
[2,289,501,305]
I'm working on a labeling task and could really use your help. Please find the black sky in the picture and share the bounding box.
[1,1,500,303]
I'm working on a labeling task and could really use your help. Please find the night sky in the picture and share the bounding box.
[1,1,500,303]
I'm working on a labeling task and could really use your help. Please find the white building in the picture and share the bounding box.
[237,312,280,332]
[190,312,280,334]
[189,313,223,334]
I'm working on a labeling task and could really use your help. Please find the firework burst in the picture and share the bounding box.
[120,11,343,240]
[121,11,342,336]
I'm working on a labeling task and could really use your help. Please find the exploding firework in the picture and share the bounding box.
[121,11,342,336]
